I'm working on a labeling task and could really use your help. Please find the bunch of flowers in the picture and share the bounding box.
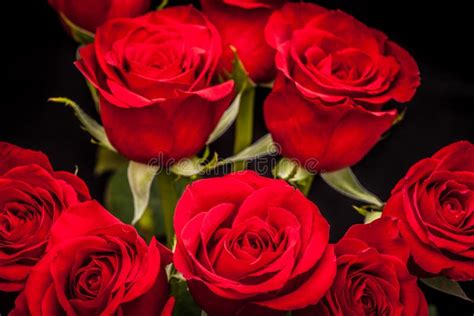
[1,0,472,315]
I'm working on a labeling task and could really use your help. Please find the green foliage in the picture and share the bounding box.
[421,277,473,303]
[59,13,95,44]
[127,161,159,224]
[95,147,127,175]
[49,97,115,151]
[170,278,201,316]
[104,166,165,237]
[321,168,384,207]
[273,158,315,195]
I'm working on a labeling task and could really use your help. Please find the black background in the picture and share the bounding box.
[1,0,473,314]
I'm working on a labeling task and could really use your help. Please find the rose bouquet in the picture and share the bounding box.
[0,0,472,315]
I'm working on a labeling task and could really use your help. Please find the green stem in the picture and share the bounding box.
[155,171,179,247]
[233,86,256,171]
[156,0,168,10]
[86,81,100,113]
[301,174,315,196]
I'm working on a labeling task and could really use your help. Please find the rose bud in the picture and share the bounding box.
[200,0,285,83]
[174,171,336,315]
[10,201,174,316]
[48,0,151,33]
[76,6,234,165]
[383,141,474,280]
[264,3,420,172]
[0,142,90,292]
[297,217,428,316]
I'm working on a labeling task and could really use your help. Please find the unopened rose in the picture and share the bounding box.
[201,0,285,83]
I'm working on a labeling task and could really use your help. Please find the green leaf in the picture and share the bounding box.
[127,161,159,224]
[156,0,169,10]
[228,45,254,91]
[353,205,369,216]
[174,176,195,197]
[59,12,95,44]
[421,277,473,303]
[273,158,313,183]
[217,134,276,166]
[428,305,439,316]
[95,147,127,175]
[321,168,383,208]
[86,81,100,112]
[105,166,164,236]
[49,97,115,151]
[206,92,242,145]
[393,107,407,126]
[171,153,219,177]
[364,211,382,224]
[170,278,201,316]
[105,167,134,223]
[273,158,315,195]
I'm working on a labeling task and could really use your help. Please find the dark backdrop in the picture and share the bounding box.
[1,0,473,314]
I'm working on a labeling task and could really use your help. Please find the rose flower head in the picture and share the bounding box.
[174,171,336,316]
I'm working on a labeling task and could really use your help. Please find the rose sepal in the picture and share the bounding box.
[273,158,315,195]
[421,277,473,303]
[58,12,95,44]
[321,167,384,207]
[49,97,114,151]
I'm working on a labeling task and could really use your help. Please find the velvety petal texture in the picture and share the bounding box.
[264,80,396,171]
[76,6,235,164]
[48,0,151,32]
[383,141,474,281]
[10,201,173,316]
[264,3,420,171]
[201,0,285,83]
[173,171,336,316]
[0,142,90,292]
[297,217,428,316]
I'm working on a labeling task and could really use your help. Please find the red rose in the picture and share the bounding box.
[383,141,474,280]
[298,217,428,316]
[264,3,420,171]
[0,142,90,292]
[76,6,234,164]
[11,201,174,316]
[173,171,336,315]
[201,0,284,83]
[48,0,151,33]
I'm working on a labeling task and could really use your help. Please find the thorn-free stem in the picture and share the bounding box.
[156,171,179,247]
[233,85,256,171]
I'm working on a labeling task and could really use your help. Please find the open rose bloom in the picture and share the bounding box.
[264,3,420,171]
[173,172,336,315]
[76,6,234,165]
[0,143,90,292]
[298,217,428,316]
[10,201,174,316]
[2,0,473,315]
[384,141,474,280]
